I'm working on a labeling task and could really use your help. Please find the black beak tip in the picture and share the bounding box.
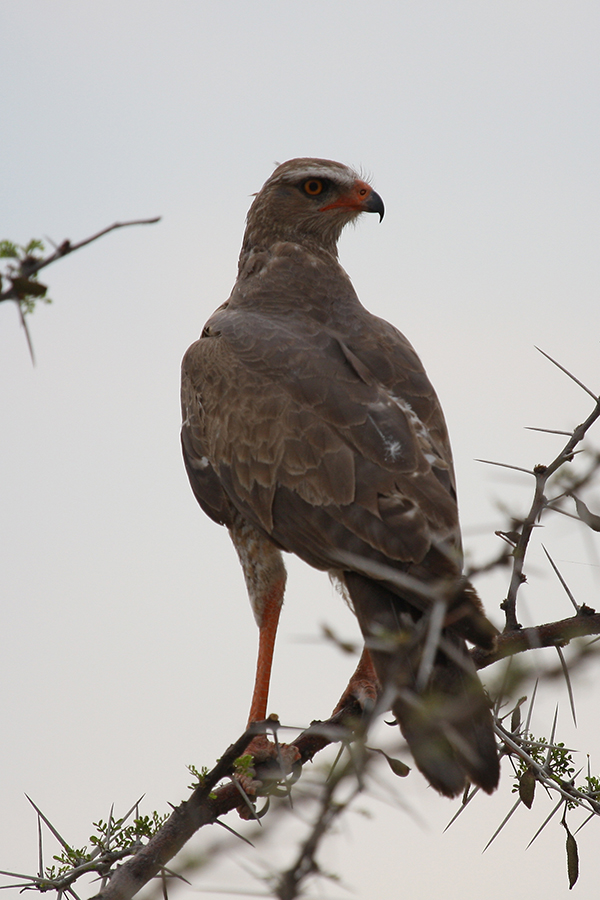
[366,189,385,222]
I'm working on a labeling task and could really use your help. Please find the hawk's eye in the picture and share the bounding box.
[303,179,324,196]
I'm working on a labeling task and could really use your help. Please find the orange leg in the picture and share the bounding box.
[247,578,285,725]
[244,577,301,777]
[333,644,381,715]
[227,517,287,728]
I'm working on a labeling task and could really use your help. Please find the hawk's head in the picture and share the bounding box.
[242,158,384,256]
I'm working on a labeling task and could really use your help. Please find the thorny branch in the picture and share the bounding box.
[471,611,600,670]
[0,219,161,301]
[86,704,365,900]
[274,752,364,900]
[1,218,161,361]
[491,355,600,632]
[495,721,600,814]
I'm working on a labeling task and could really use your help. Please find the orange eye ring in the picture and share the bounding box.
[303,179,323,196]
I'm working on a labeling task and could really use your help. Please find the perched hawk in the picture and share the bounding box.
[181,158,499,797]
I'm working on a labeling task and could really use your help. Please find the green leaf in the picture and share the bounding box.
[367,746,410,777]
[381,751,411,778]
[24,239,45,255]
[510,705,521,734]
[518,766,536,809]
[564,823,579,889]
[0,240,18,258]
[572,495,600,532]
[234,754,256,777]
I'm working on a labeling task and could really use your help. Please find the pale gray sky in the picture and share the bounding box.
[2,2,600,898]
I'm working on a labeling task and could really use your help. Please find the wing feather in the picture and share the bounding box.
[181,279,460,569]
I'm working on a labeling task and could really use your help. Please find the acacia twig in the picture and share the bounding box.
[275,754,362,900]
[471,610,600,670]
[1,218,161,362]
[0,218,161,305]
[499,378,600,633]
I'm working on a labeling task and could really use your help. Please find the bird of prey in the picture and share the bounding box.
[181,158,500,797]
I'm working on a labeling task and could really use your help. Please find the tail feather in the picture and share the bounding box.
[344,571,499,798]
[393,648,499,796]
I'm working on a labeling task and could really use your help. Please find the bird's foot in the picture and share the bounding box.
[234,730,301,818]
[333,676,379,715]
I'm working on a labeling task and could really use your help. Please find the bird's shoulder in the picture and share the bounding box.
[190,282,452,476]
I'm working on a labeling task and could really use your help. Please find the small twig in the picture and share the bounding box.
[495,723,599,813]
[1,218,161,362]
[274,754,363,900]
[0,219,161,299]
[499,377,600,632]
[471,613,600,670]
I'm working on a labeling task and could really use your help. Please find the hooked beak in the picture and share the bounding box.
[361,188,385,221]
[320,180,385,222]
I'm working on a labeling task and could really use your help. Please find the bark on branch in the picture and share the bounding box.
[472,609,600,670]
